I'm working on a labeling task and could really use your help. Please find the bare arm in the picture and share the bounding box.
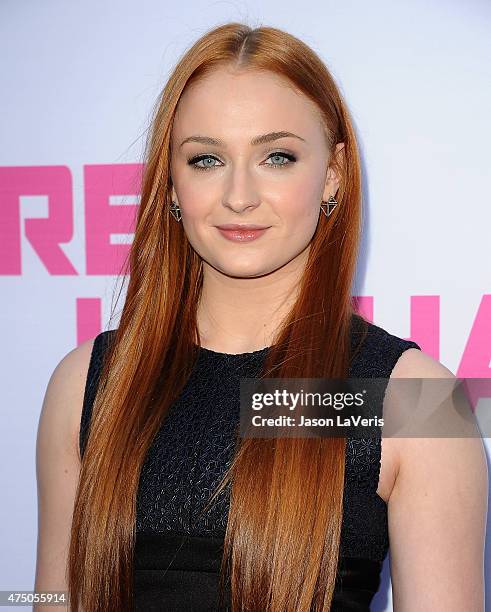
[388,349,488,611]
[34,338,95,611]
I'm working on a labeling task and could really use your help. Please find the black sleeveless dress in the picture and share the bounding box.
[79,316,421,611]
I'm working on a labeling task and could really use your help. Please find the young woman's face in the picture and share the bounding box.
[170,65,342,279]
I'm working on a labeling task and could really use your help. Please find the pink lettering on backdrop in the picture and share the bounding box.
[458,295,491,410]
[84,163,143,275]
[458,295,491,377]
[76,293,491,410]
[0,166,77,274]
[408,295,440,360]
[76,298,102,345]
[352,296,373,322]
[1,164,488,385]
[353,295,440,360]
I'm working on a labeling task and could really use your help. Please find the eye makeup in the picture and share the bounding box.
[187,151,297,172]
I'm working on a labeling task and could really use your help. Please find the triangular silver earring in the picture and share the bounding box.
[320,195,337,217]
[169,200,182,222]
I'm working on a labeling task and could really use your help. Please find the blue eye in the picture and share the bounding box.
[187,155,221,171]
[187,151,297,172]
[265,152,296,168]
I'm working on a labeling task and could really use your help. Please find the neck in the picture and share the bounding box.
[196,252,308,354]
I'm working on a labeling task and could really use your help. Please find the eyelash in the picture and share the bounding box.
[187,151,297,172]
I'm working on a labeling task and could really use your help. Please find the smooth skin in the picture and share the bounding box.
[35,65,488,611]
[34,337,94,611]
[169,65,344,355]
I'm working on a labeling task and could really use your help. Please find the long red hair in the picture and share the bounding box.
[68,21,365,611]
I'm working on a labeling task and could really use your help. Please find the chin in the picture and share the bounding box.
[215,260,278,279]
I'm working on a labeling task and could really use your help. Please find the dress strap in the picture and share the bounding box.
[79,330,115,458]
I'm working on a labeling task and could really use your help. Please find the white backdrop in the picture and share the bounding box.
[1,1,490,610]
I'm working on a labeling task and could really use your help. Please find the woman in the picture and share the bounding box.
[35,22,488,612]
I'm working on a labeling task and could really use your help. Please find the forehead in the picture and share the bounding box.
[171,66,324,142]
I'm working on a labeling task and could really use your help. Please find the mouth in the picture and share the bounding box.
[215,224,270,230]
[214,224,271,243]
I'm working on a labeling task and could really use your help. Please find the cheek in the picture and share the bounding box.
[178,186,212,223]
[279,186,321,225]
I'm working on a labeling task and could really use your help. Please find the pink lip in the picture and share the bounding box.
[216,224,269,230]
[216,226,270,242]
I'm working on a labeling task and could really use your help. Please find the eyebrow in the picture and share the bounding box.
[179,131,306,148]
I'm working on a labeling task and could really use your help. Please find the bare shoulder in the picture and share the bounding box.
[387,347,488,610]
[34,336,96,604]
[37,337,96,461]
[390,346,455,379]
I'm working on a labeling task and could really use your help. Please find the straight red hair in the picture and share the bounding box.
[68,21,365,611]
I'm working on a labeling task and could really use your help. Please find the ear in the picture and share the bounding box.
[170,183,178,203]
[322,142,345,201]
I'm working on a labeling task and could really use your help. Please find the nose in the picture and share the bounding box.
[222,164,260,214]
[224,199,260,214]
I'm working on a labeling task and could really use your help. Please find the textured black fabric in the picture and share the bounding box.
[80,315,421,610]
